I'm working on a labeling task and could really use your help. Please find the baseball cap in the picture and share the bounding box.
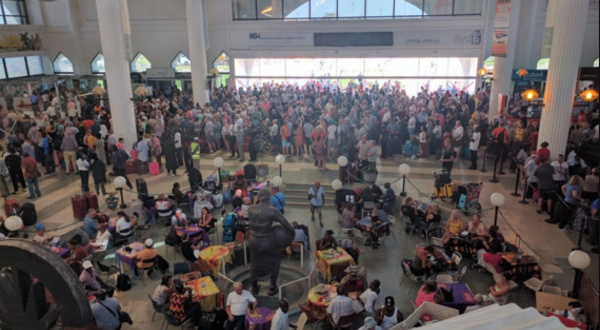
[82,260,93,269]
[385,296,395,307]
[145,238,154,247]
[34,223,46,231]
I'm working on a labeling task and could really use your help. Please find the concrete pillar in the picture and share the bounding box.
[537,0,589,156]
[185,0,209,106]
[120,0,133,60]
[488,0,521,121]
[95,0,137,149]
[66,0,85,74]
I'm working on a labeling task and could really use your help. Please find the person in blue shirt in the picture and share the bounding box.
[269,186,285,214]
[382,182,396,213]
[291,221,309,251]
[82,209,98,239]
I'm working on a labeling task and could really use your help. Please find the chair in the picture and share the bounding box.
[330,262,351,283]
[542,285,563,296]
[400,259,424,296]
[162,311,194,330]
[362,201,375,218]
[96,261,120,283]
[288,241,305,269]
[351,228,370,247]
[164,232,181,260]
[436,274,454,284]
[328,313,356,330]
[453,265,468,282]
[148,294,164,323]
[432,237,444,249]
[216,292,225,309]
[207,226,218,245]
[294,312,308,330]
[523,272,554,293]
[401,215,418,236]
[451,251,463,266]
[139,256,158,285]
[422,222,444,239]
[234,231,245,244]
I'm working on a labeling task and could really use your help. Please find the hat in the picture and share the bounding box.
[82,260,93,269]
[364,317,377,328]
[193,137,199,141]
[385,296,395,307]
[145,238,154,247]
[34,223,46,231]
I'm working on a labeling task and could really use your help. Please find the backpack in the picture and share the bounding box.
[116,274,131,291]
[222,213,236,243]
[164,228,182,246]
[223,191,232,204]
[156,255,169,274]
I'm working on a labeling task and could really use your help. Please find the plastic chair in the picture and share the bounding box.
[542,285,563,296]
[423,222,444,239]
[362,202,375,218]
[351,228,370,247]
[400,259,424,296]
[139,256,158,285]
[436,274,454,284]
[148,294,164,322]
[401,215,418,236]
[524,272,554,292]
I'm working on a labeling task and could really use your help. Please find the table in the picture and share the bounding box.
[535,291,577,314]
[185,276,220,312]
[245,306,274,330]
[307,284,338,308]
[316,247,356,283]
[438,283,475,314]
[116,242,145,280]
[199,245,232,277]
[175,225,210,245]
[51,246,71,259]
[500,252,542,283]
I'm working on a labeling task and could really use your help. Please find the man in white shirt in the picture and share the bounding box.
[551,154,569,187]
[327,286,360,326]
[308,180,326,227]
[469,126,481,170]
[359,280,381,315]
[225,282,257,330]
[271,299,297,330]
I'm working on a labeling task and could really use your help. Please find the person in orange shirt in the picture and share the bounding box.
[132,239,159,271]
[280,120,290,157]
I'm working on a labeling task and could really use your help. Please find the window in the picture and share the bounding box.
[594,57,599,68]
[5,56,27,78]
[26,55,43,75]
[1,0,28,25]
[171,52,191,73]
[234,0,480,20]
[213,52,230,73]
[537,58,549,70]
[131,52,152,73]
[483,56,494,71]
[53,53,74,74]
[91,53,105,74]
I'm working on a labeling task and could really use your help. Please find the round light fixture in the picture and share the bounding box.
[114,176,127,189]
[490,192,506,207]
[213,157,224,168]
[331,179,343,191]
[337,156,349,167]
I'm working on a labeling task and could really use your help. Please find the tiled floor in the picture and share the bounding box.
[19,150,599,329]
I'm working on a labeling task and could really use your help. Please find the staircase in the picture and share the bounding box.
[283,183,337,210]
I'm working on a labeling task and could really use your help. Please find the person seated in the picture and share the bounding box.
[171,182,188,204]
[291,221,310,251]
[132,239,159,275]
[442,210,464,244]
[231,189,244,209]
[382,182,396,213]
[404,135,419,159]
[79,260,112,294]
[357,186,375,215]
[67,236,89,263]
[415,205,442,237]
[401,197,425,228]
[411,245,452,278]
[171,209,188,227]
[115,211,134,239]
[317,230,338,251]
[475,226,505,269]
[86,222,111,253]
[371,184,383,203]
[358,204,389,248]
[155,195,174,218]
[550,301,587,324]
[197,207,215,230]
[152,274,174,312]
[231,175,248,197]
[169,279,202,325]
[327,286,360,326]
[467,214,487,239]
[180,233,203,263]
[240,197,250,225]
[193,190,214,218]
[33,223,53,245]
[339,203,358,230]
[375,296,404,330]
[487,274,512,303]
[414,279,444,307]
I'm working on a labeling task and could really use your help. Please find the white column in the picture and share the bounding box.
[185,0,209,106]
[537,0,589,156]
[120,0,133,60]
[66,0,85,74]
[488,0,521,121]
[95,0,137,149]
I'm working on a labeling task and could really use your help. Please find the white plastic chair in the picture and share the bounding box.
[523,272,554,292]
[542,285,562,296]
[436,274,454,284]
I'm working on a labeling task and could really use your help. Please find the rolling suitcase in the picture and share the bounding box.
[71,195,88,220]
[199,312,216,330]
[136,178,148,201]
[149,162,160,175]
[244,164,258,181]
[84,192,99,211]
[4,198,21,215]
[20,203,37,226]
[125,160,137,174]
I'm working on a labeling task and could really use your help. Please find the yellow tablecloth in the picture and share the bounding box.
[186,276,220,312]
[316,247,355,283]
[307,284,338,308]
[199,245,232,277]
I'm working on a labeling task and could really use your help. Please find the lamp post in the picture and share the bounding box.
[337,156,349,183]
[272,176,283,188]
[568,250,591,298]
[490,193,505,227]
[114,176,127,209]
[275,154,285,178]
[398,164,410,197]
[213,157,224,187]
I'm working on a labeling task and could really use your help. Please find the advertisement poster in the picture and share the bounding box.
[492,0,511,56]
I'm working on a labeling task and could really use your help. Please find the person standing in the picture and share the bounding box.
[271,299,297,330]
[162,131,178,176]
[110,146,133,189]
[76,152,90,193]
[551,154,569,189]
[375,296,404,330]
[225,282,258,330]
[136,136,150,174]
[61,128,78,174]
[174,128,183,167]
[4,147,26,194]
[90,154,107,196]
[469,126,481,170]
[235,118,245,162]
[534,160,555,214]
[22,152,41,199]
[90,289,122,330]
[308,180,325,227]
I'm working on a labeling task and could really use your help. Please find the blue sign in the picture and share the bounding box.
[512,69,547,81]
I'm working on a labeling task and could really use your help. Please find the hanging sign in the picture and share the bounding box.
[491,0,511,57]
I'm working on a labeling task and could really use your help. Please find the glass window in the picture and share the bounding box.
[0,59,5,79]
[364,58,391,77]
[419,58,448,77]
[447,58,477,76]
[234,58,260,76]
[337,58,364,77]
[53,53,74,73]
[423,0,452,15]
[386,58,419,76]
[26,55,43,75]
[593,57,599,68]
[1,0,28,25]
[285,58,315,76]
[394,0,423,17]
[259,58,285,76]
[338,0,365,18]
[5,57,27,78]
[284,0,309,19]
[537,58,549,70]
[483,56,494,71]
[213,52,230,73]
[131,52,152,73]
[453,0,482,14]
[233,0,257,19]
[258,0,282,19]
[311,0,336,18]
[91,53,105,73]
[171,52,191,73]
[366,0,393,17]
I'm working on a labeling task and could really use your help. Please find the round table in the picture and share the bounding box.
[307,284,338,308]
[245,306,274,330]
[199,245,231,276]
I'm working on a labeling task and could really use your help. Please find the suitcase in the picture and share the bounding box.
[20,203,37,226]
[199,312,216,330]
[149,162,160,175]
[136,178,148,201]
[244,164,257,181]
[71,195,88,220]
[125,160,137,174]
[4,198,21,216]
[84,192,99,211]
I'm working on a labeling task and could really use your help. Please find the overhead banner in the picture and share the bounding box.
[246,32,313,48]
[491,0,511,57]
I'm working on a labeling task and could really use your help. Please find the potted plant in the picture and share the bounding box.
[105,192,118,210]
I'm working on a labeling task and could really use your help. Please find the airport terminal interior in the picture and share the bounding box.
[0,0,598,329]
